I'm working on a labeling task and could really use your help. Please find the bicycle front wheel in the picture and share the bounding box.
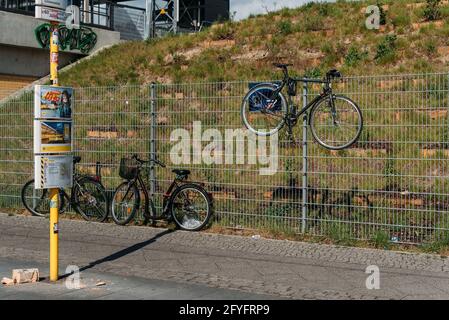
[73,178,109,222]
[170,184,212,231]
[21,180,64,217]
[241,83,287,136]
[310,95,363,150]
[111,181,140,225]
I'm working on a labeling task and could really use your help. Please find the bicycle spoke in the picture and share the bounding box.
[174,188,209,229]
[243,85,286,135]
[311,96,362,150]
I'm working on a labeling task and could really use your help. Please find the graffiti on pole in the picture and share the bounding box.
[35,23,97,54]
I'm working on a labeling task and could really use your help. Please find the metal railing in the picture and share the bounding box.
[1,73,449,244]
[0,0,146,40]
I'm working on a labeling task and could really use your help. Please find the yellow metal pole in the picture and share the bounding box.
[50,22,59,86]
[49,22,59,282]
[49,189,59,281]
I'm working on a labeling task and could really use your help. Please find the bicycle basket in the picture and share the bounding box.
[119,158,139,180]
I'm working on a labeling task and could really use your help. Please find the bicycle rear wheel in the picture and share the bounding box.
[310,95,363,150]
[170,184,212,231]
[73,178,109,222]
[241,83,287,136]
[111,181,140,225]
[21,180,64,217]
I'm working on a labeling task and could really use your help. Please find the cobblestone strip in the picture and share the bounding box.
[1,213,448,274]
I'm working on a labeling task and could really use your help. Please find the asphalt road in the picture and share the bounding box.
[1,213,449,299]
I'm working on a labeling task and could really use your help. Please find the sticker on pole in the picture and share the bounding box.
[35,85,73,119]
[35,155,73,189]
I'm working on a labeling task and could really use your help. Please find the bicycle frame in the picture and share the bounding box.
[271,73,334,122]
[128,169,185,220]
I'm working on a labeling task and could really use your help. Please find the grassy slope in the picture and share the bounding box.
[60,0,449,87]
[2,0,449,246]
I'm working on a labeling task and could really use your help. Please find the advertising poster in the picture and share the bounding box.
[34,85,73,119]
[34,120,73,153]
[34,155,73,189]
[35,6,67,23]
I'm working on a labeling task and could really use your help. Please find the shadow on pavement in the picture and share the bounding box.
[59,229,174,279]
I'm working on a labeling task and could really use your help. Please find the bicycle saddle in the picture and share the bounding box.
[273,63,292,69]
[172,169,191,177]
[326,69,342,79]
[73,156,81,164]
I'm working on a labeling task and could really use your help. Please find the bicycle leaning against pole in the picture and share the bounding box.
[241,63,363,150]
[21,156,109,222]
[111,155,213,231]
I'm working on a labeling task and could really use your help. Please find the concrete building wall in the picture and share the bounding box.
[0,10,121,77]
[0,44,79,77]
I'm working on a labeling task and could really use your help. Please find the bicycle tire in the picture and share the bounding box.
[241,83,288,136]
[169,183,213,231]
[111,181,140,225]
[73,177,109,222]
[309,94,363,150]
[21,179,64,217]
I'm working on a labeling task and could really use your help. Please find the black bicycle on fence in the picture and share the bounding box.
[111,155,213,231]
[241,63,363,150]
[21,156,109,222]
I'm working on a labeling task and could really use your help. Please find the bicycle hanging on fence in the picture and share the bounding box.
[21,156,109,222]
[241,63,363,150]
[111,155,213,231]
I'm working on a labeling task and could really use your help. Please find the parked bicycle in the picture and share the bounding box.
[241,63,363,150]
[111,155,213,231]
[21,156,109,222]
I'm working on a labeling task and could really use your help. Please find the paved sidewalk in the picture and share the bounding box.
[0,258,274,300]
[1,213,449,299]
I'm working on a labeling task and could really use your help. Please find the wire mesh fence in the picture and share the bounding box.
[0,73,448,244]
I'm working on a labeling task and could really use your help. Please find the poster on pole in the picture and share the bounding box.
[34,120,73,154]
[34,85,73,119]
[35,155,73,189]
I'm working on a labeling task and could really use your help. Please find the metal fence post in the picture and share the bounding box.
[301,82,308,234]
[149,83,156,196]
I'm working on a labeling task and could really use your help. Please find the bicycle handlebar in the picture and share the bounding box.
[132,154,166,168]
[275,63,342,84]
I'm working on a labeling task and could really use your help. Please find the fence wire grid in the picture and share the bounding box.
[1,73,449,244]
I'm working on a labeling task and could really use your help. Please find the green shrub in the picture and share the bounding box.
[277,20,293,35]
[375,34,397,63]
[423,0,442,21]
[371,230,391,249]
[317,3,331,16]
[344,46,368,67]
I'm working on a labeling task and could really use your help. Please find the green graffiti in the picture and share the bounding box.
[35,23,97,54]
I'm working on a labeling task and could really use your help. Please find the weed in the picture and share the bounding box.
[375,34,397,63]
[277,20,293,35]
[344,46,368,67]
[371,230,391,249]
[423,0,442,21]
